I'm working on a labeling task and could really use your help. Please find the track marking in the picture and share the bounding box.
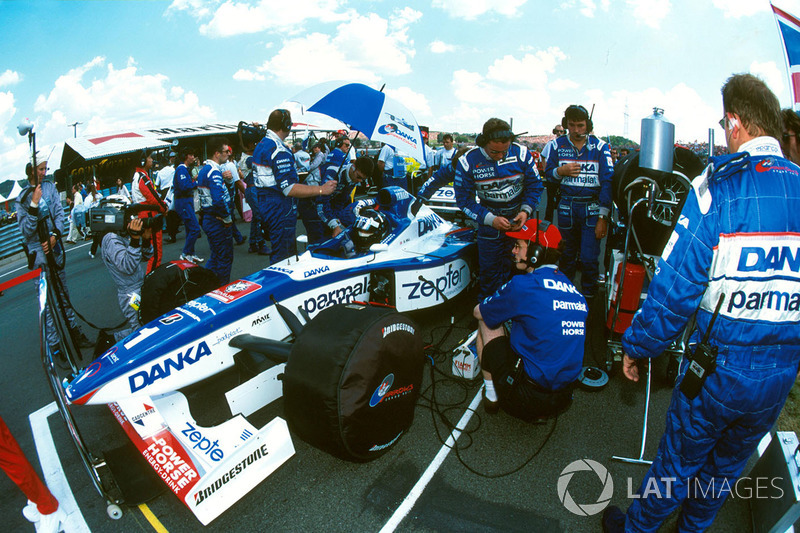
[0,242,89,280]
[379,387,484,533]
[139,503,169,533]
[29,402,90,532]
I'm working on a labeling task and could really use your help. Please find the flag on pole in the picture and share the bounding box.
[772,2,800,109]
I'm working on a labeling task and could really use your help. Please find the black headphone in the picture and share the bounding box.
[526,220,551,268]
[278,108,292,132]
[476,129,514,147]
[140,150,150,167]
[562,105,593,132]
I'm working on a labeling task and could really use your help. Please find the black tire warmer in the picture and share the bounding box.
[283,303,424,462]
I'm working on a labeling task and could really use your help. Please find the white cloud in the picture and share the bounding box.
[385,87,432,119]
[583,83,719,144]
[711,0,765,18]
[255,10,420,86]
[550,78,580,91]
[627,0,671,28]
[0,70,21,88]
[441,48,568,132]
[430,40,456,54]
[750,60,786,98]
[560,0,611,18]
[432,0,529,20]
[170,0,352,37]
[233,69,265,81]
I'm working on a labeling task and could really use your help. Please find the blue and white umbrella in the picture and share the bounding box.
[288,81,426,163]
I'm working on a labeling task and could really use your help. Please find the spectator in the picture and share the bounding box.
[65,184,83,244]
[293,142,311,173]
[435,134,456,170]
[84,183,104,258]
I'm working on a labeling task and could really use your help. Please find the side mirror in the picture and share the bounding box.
[369,243,389,253]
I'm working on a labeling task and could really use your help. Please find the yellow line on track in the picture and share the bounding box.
[139,503,169,533]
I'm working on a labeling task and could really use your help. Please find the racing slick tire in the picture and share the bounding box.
[283,303,424,462]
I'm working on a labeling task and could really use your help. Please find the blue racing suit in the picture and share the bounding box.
[197,160,233,285]
[172,163,200,257]
[544,134,613,297]
[316,163,360,233]
[417,162,455,200]
[252,129,301,264]
[454,143,543,298]
[621,137,800,532]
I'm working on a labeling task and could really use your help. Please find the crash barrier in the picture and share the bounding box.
[0,268,41,292]
[0,212,71,262]
[284,303,424,461]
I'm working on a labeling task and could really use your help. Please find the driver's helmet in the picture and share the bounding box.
[353,208,389,251]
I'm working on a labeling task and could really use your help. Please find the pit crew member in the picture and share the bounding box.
[317,156,375,237]
[197,137,234,285]
[251,109,336,264]
[474,220,585,421]
[173,147,204,264]
[544,105,613,299]
[417,147,469,201]
[603,74,800,532]
[454,117,543,299]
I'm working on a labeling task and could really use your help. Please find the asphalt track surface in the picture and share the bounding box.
[0,230,755,532]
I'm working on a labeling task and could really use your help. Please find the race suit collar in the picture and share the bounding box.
[203,159,221,171]
[738,136,782,157]
[266,129,284,145]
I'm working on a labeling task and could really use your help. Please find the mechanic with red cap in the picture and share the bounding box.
[473,219,587,421]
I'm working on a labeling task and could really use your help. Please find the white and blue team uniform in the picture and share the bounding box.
[479,265,586,391]
[454,143,543,298]
[316,163,361,231]
[197,160,233,284]
[622,137,800,531]
[252,129,301,263]
[544,134,613,297]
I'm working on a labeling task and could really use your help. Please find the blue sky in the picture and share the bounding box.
[1,0,798,182]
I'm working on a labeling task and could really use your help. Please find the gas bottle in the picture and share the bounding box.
[606,262,646,335]
[640,107,675,173]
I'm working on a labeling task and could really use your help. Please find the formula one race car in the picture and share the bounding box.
[43,186,476,524]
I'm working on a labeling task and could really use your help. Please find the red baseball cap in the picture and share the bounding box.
[506,219,561,249]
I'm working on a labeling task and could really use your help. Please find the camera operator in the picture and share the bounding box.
[101,217,153,341]
[473,220,585,421]
[15,159,92,361]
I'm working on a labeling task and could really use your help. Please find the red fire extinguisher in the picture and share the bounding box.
[606,262,646,335]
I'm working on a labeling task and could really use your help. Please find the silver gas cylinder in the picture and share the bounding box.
[640,107,675,173]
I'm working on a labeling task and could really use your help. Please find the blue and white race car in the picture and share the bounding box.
[57,186,476,524]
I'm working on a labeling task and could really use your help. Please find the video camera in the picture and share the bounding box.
[87,200,164,234]
[238,121,267,147]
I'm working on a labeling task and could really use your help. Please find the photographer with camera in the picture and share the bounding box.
[101,216,153,341]
[16,159,92,361]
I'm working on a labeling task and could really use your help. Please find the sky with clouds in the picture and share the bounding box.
[1,0,799,182]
